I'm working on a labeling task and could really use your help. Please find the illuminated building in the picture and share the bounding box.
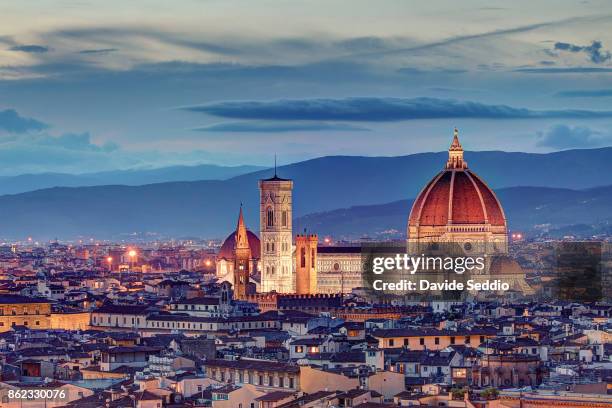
[407,129,508,255]
[216,211,260,289]
[259,171,294,293]
[407,129,533,295]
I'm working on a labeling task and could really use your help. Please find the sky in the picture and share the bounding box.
[1,0,612,175]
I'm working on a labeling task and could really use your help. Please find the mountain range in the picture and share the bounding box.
[0,164,264,195]
[0,147,610,240]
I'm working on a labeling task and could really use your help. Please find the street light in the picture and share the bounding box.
[107,256,113,272]
[128,249,137,271]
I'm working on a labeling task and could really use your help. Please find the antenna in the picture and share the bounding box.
[274,154,277,177]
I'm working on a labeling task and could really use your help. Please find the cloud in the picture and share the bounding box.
[193,121,370,133]
[553,40,611,63]
[36,132,119,152]
[77,48,118,55]
[0,132,124,175]
[555,89,612,97]
[397,67,467,75]
[0,131,234,176]
[181,97,612,122]
[0,109,49,133]
[335,15,612,60]
[9,44,49,53]
[537,124,612,148]
[514,67,612,73]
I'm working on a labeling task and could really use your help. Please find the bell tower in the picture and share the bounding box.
[259,163,294,293]
[233,205,251,299]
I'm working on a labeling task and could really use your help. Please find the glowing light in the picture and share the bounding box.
[205,260,212,267]
[128,249,137,258]
[324,237,331,244]
[107,256,113,263]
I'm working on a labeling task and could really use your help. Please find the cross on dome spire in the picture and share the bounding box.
[446,128,467,169]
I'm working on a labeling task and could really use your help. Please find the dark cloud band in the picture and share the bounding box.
[182,97,612,122]
[193,121,370,133]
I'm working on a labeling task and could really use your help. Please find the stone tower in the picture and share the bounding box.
[295,234,318,294]
[259,169,294,293]
[233,205,251,299]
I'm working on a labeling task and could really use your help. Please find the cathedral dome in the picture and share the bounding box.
[408,168,506,227]
[217,230,261,260]
[407,130,507,248]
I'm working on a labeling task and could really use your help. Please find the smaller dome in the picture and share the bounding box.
[217,230,261,260]
[488,256,524,275]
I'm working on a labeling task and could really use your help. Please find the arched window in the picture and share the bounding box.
[267,207,274,227]
[282,210,287,227]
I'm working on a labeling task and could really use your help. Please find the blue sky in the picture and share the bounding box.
[0,0,612,175]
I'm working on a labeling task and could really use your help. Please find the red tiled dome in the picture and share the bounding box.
[409,131,506,228]
[217,230,260,260]
[409,169,505,227]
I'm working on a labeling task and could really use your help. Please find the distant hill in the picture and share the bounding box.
[0,147,610,240]
[295,185,612,239]
[0,164,265,195]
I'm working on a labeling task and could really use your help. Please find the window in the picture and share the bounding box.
[454,368,467,378]
[403,339,409,346]
[420,338,425,346]
[450,336,455,345]
[267,207,274,227]
[465,336,471,344]
[389,339,394,347]
[300,247,306,268]
[282,210,287,227]
[435,337,440,345]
